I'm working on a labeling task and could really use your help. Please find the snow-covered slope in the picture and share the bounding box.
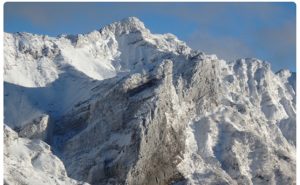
[4,17,190,129]
[4,17,296,185]
[4,17,189,88]
[4,125,89,185]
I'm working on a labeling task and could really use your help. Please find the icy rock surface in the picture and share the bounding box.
[4,17,296,185]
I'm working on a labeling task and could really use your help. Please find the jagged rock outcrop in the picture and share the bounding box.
[17,114,49,140]
[4,17,296,185]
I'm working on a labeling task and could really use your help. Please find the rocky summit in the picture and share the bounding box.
[4,17,296,185]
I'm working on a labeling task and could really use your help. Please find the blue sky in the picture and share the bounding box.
[4,2,296,72]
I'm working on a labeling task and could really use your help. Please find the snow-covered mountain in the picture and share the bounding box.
[4,17,296,185]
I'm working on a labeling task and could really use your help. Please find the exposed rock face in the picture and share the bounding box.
[17,114,49,140]
[4,17,296,185]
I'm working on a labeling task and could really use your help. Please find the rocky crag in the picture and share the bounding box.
[4,17,296,185]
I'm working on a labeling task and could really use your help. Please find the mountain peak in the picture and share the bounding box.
[4,17,296,185]
[101,16,148,35]
[120,16,144,26]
